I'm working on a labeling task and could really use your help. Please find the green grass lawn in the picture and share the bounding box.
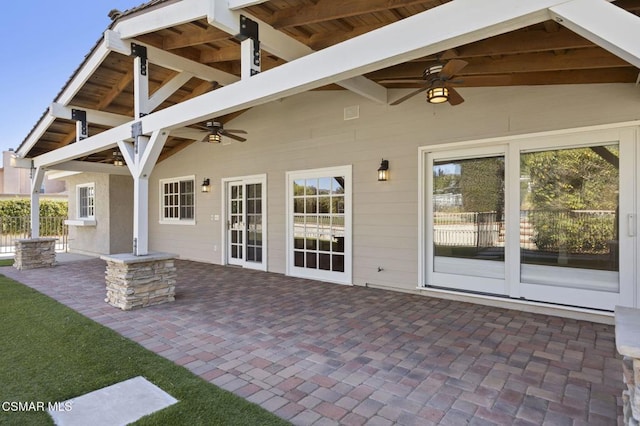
[0,274,290,425]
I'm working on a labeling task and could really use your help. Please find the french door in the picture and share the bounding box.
[423,127,637,310]
[223,175,266,270]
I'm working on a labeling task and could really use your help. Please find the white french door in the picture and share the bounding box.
[422,126,637,311]
[223,175,266,271]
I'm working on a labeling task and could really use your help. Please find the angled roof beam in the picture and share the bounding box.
[47,160,132,176]
[208,0,387,104]
[17,41,113,157]
[34,0,581,169]
[49,103,130,127]
[104,30,239,85]
[149,72,195,112]
[550,0,640,68]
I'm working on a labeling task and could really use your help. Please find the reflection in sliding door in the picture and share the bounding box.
[519,144,619,295]
[429,153,507,295]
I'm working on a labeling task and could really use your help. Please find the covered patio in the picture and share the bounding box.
[2,257,622,425]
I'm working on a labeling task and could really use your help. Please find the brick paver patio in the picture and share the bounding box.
[2,258,623,425]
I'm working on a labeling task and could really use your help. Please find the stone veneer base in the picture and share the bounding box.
[615,306,640,425]
[13,238,57,270]
[100,252,177,311]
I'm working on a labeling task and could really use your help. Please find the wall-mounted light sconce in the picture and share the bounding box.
[377,159,389,181]
[201,178,211,193]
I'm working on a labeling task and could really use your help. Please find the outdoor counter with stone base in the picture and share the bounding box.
[615,306,640,425]
[13,238,57,270]
[101,252,177,310]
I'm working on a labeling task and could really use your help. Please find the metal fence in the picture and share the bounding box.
[433,210,616,254]
[0,216,68,254]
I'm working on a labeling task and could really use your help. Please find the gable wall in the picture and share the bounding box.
[148,83,640,290]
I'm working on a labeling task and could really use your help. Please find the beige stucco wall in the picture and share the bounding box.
[65,173,132,255]
[145,83,640,291]
[109,175,134,253]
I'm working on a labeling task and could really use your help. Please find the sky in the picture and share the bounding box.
[0,1,145,154]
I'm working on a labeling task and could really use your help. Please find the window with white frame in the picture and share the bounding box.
[77,183,95,219]
[160,176,195,224]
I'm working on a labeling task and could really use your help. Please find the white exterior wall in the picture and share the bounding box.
[146,83,640,291]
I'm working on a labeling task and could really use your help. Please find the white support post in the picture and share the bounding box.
[29,167,45,239]
[128,130,169,256]
[241,38,260,79]
[133,175,150,256]
[133,54,150,118]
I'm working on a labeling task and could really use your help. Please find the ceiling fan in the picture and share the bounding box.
[201,121,247,143]
[386,59,468,106]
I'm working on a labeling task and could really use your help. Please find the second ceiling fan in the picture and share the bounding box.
[386,59,468,106]
[201,121,247,143]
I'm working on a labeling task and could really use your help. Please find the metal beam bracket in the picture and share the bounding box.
[131,121,143,139]
[236,15,260,76]
[71,109,88,140]
[131,43,148,75]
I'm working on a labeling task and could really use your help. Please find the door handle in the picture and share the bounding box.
[628,213,636,237]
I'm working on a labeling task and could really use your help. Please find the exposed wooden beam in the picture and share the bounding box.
[208,0,387,103]
[105,30,239,85]
[200,45,241,63]
[163,25,232,50]
[34,0,640,170]
[442,27,595,59]
[270,0,446,29]
[368,47,632,79]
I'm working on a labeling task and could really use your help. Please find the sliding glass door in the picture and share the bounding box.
[427,147,508,295]
[423,127,636,310]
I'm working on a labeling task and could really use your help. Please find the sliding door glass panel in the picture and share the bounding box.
[433,156,505,279]
[519,144,619,292]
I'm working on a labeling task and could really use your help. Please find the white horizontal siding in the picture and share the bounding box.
[147,83,640,292]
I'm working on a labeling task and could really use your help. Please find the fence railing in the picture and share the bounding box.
[0,216,68,254]
[433,210,616,254]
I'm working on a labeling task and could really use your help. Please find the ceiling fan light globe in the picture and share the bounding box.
[208,133,222,143]
[427,86,449,104]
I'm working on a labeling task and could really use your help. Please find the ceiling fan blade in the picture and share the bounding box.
[224,129,248,134]
[447,86,465,106]
[440,59,468,79]
[390,87,427,105]
[221,131,247,142]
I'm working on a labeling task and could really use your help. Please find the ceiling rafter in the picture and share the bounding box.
[163,24,233,50]
[368,46,632,80]
[269,0,447,29]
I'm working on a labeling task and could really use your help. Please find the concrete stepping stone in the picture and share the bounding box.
[48,376,178,426]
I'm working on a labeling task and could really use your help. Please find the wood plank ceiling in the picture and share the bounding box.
[25,0,640,163]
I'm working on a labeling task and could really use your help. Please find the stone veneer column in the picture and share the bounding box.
[615,306,640,425]
[100,252,177,310]
[13,238,57,270]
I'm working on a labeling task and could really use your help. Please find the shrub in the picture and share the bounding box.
[0,199,68,235]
